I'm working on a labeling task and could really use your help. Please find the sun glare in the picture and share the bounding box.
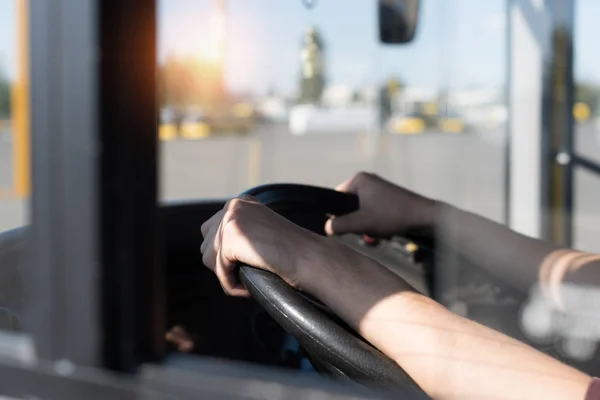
[164,2,226,65]
[203,11,226,63]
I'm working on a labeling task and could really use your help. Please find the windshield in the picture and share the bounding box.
[155,0,600,370]
[158,0,508,221]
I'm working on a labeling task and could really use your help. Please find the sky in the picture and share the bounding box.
[1,0,600,94]
[0,0,16,80]
[157,0,509,95]
[155,0,600,96]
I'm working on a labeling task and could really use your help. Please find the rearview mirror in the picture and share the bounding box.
[379,0,420,44]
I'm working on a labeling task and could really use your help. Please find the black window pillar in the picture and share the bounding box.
[99,0,165,372]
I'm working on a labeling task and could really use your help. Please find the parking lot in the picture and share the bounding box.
[2,123,599,251]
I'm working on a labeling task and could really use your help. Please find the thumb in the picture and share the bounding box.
[325,213,364,236]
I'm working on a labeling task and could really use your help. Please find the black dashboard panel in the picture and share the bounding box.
[162,200,292,366]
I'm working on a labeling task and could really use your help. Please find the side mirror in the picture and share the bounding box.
[379,0,420,44]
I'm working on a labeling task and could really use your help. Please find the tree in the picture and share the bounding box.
[0,65,10,119]
[386,76,404,94]
[158,55,226,112]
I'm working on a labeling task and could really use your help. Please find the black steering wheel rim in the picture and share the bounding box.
[238,184,425,394]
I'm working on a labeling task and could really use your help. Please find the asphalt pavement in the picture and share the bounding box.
[1,123,599,252]
[161,124,508,220]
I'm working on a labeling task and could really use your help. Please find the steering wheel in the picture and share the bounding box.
[238,184,425,395]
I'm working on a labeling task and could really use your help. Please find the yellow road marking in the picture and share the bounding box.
[247,140,262,187]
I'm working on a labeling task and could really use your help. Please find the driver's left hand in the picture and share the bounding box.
[200,196,326,297]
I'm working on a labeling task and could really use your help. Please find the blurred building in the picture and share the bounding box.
[448,88,506,129]
[321,84,353,108]
[391,86,506,129]
[392,87,437,114]
[257,95,290,122]
[289,104,377,136]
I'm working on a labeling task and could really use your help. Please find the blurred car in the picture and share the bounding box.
[438,111,466,134]
[388,113,426,134]
[209,102,256,134]
[573,102,591,123]
[180,113,210,140]
[159,108,179,141]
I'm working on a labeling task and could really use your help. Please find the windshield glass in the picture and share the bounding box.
[158,0,507,223]
[156,0,600,374]
[0,0,28,234]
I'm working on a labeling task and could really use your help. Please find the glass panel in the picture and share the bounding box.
[156,0,600,381]
[574,0,600,164]
[574,166,600,253]
[0,0,26,232]
[574,0,600,250]
[158,0,507,224]
[0,0,28,335]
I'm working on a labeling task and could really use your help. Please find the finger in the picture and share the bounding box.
[178,340,194,353]
[165,329,186,345]
[201,210,224,238]
[201,222,221,271]
[165,329,194,353]
[206,209,236,276]
[200,220,220,255]
[170,325,187,335]
[239,194,259,203]
[165,328,186,344]
[228,284,252,298]
[214,251,250,298]
[335,178,355,193]
[325,213,364,236]
[214,221,252,298]
[336,172,371,193]
[224,196,256,213]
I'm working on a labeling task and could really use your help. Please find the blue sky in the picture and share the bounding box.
[0,0,16,80]
[158,0,509,95]
[2,0,600,94]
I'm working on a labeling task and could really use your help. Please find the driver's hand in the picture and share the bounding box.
[200,196,324,297]
[325,172,437,238]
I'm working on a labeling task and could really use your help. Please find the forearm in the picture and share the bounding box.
[303,242,591,399]
[431,202,563,292]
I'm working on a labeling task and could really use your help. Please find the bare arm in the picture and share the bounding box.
[200,197,593,399]
[328,172,600,294]
[430,201,600,295]
[433,202,558,292]
[306,239,592,399]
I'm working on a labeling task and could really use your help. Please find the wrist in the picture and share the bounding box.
[406,198,439,238]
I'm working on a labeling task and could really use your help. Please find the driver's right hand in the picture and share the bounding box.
[325,172,437,238]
